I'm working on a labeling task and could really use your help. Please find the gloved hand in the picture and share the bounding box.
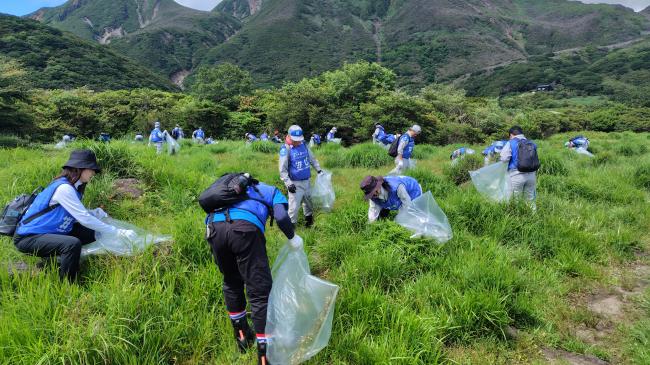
[317,170,323,175]
[117,229,138,242]
[89,207,108,220]
[288,235,303,250]
[288,184,297,194]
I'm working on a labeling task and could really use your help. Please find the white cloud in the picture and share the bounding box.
[174,0,221,11]
[578,0,650,11]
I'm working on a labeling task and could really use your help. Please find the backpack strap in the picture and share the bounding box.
[20,203,60,226]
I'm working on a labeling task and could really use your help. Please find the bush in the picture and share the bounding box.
[635,162,650,190]
[406,168,456,198]
[539,153,568,175]
[444,154,484,185]
[0,135,29,148]
[74,140,146,180]
[250,141,278,154]
[411,144,437,159]
[325,143,393,169]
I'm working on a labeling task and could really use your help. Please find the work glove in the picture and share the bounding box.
[288,235,304,250]
[288,184,297,194]
[317,170,323,175]
[89,207,108,220]
[117,229,138,242]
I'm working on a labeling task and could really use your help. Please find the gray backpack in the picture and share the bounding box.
[0,187,59,236]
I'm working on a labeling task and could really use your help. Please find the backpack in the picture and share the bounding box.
[0,187,60,237]
[388,138,400,158]
[516,139,540,172]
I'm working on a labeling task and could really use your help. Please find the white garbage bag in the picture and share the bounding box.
[166,133,180,155]
[395,191,452,243]
[469,161,511,202]
[81,217,171,257]
[311,170,335,212]
[267,243,339,365]
[574,147,594,157]
[329,138,342,144]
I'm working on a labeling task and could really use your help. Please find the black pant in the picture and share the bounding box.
[14,224,96,282]
[207,220,272,334]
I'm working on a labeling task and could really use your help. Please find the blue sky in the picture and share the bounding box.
[0,0,648,16]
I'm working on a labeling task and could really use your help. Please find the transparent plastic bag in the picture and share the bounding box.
[574,147,594,157]
[267,243,339,365]
[395,191,453,243]
[166,133,181,155]
[81,217,171,257]
[330,138,342,144]
[469,161,511,202]
[311,170,335,212]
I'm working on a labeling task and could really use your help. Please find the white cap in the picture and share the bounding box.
[332,127,337,132]
[154,122,160,128]
[288,125,304,142]
[410,125,422,134]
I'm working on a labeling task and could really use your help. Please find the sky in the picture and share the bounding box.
[0,0,648,16]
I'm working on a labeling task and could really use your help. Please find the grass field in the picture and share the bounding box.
[0,132,649,364]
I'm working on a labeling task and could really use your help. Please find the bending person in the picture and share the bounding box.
[360,175,422,222]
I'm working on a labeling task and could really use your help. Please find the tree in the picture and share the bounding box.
[0,57,33,135]
[190,63,253,109]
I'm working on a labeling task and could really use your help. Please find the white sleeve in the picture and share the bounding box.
[50,184,117,234]
[396,184,413,207]
[368,200,381,223]
[500,141,512,162]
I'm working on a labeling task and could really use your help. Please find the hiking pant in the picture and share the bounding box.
[13,224,96,282]
[207,220,272,334]
[390,158,412,175]
[288,179,313,224]
[155,142,163,154]
[507,170,537,210]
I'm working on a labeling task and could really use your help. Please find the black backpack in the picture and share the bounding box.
[0,187,60,237]
[516,139,540,172]
[388,138,400,158]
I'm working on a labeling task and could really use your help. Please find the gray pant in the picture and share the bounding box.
[155,142,163,154]
[288,180,313,224]
[389,158,412,175]
[507,170,537,209]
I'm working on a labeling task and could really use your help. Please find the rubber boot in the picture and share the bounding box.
[305,215,314,228]
[231,317,255,353]
[257,340,271,365]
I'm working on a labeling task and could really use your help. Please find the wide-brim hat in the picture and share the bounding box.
[63,149,101,173]
[360,175,384,200]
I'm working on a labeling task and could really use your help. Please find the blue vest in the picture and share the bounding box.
[327,132,335,141]
[16,178,82,236]
[210,184,281,233]
[284,143,311,181]
[384,134,395,144]
[248,134,258,142]
[376,126,386,141]
[371,176,422,211]
[260,133,269,141]
[572,137,587,147]
[400,134,415,159]
[482,141,506,156]
[195,130,205,139]
[312,134,321,145]
[151,128,163,143]
[451,147,466,159]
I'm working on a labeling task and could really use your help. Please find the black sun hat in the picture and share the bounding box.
[360,175,384,200]
[63,149,101,173]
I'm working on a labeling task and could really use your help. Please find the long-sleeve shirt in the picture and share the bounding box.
[367,184,413,222]
[50,182,117,234]
[279,144,322,187]
[499,134,526,163]
[372,127,381,144]
[273,204,294,239]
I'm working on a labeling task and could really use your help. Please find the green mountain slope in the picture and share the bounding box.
[0,15,175,91]
[29,0,241,84]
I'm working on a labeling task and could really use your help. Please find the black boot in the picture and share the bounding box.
[305,215,314,228]
[231,317,255,353]
[257,340,271,365]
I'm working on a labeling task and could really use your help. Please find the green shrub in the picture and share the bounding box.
[74,140,146,180]
[618,145,643,157]
[444,154,484,185]
[208,144,228,154]
[0,135,29,148]
[250,141,278,154]
[325,143,393,169]
[635,162,650,190]
[539,153,568,175]
[406,168,456,198]
[411,145,437,159]
[591,151,617,166]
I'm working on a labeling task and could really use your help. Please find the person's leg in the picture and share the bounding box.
[507,171,525,201]
[15,234,82,282]
[523,172,537,211]
[156,142,163,154]
[288,183,306,224]
[389,158,403,175]
[69,224,96,245]
[299,180,314,227]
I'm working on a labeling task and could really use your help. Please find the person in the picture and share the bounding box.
[360,175,422,222]
[326,127,337,142]
[245,133,258,143]
[373,124,395,148]
[565,135,589,150]
[134,133,144,142]
[450,147,475,164]
[482,140,507,165]
[309,133,321,148]
[13,150,137,282]
[271,130,282,144]
[279,125,323,227]
[204,173,301,365]
[171,124,184,140]
[206,137,214,145]
[192,127,205,143]
[149,122,165,154]
[62,135,72,144]
[99,133,111,143]
[500,126,538,210]
[390,125,421,175]
[260,133,269,142]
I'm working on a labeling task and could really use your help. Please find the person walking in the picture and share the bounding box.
[149,121,165,154]
[500,126,540,210]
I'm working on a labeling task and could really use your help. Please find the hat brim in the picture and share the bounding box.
[364,176,384,200]
[290,135,304,142]
[63,161,101,173]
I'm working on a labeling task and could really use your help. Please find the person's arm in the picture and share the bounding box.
[368,200,381,223]
[273,204,295,239]
[279,146,293,187]
[397,136,408,159]
[500,141,512,162]
[50,184,117,234]
[373,128,380,143]
[307,147,322,172]
[396,184,413,208]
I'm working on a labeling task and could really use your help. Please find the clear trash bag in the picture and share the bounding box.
[469,161,511,202]
[311,170,335,212]
[81,218,171,257]
[395,191,453,243]
[166,133,181,155]
[267,243,339,365]
[574,147,594,157]
[330,138,342,144]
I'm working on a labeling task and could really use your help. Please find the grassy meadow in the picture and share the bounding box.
[0,133,649,364]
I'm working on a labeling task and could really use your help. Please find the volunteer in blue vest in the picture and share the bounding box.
[390,125,421,175]
[500,126,538,209]
[171,124,184,140]
[149,121,165,154]
[309,133,321,148]
[134,133,144,142]
[245,133,258,143]
[271,130,282,144]
[450,147,475,164]
[565,135,589,150]
[482,140,507,165]
[360,175,423,222]
[373,124,395,148]
[192,127,205,143]
[260,133,269,141]
[279,125,323,227]
[13,150,137,282]
[204,174,301,365]
[326,127,337,142]
[99,132,111,143]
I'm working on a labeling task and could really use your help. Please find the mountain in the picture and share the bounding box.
[642,6,650,19]
[0,15,175,91]
[28,0,241,85]
[209,0,650,88]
